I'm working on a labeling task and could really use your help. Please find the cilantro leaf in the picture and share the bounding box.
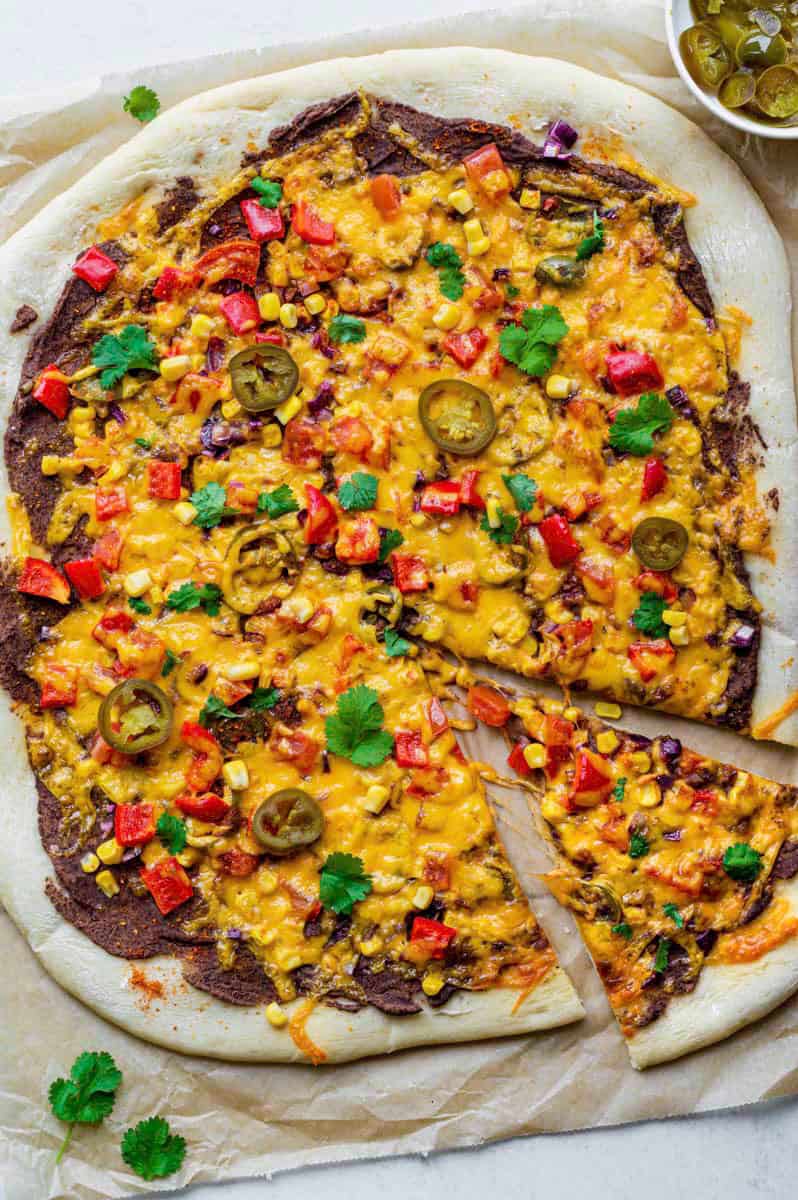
[319,852,372,915]
[161,648,180,677]
[629,832,650,859]
[48,1051,121,1164]
[92,325,158,390]
[480,507,519,545]
[250,687,280,711]
[663,902,684,929]
[384,627,411,657]
[426,241,465,301]
[251,176,282,208]
[123,86,160,124]
[121,1116,186,1182]
[502,473,537,513]
[426,242,462,270]
[128,596,152,615]
[505,283,520,299]
[613,777,627,803]
[338,471,378,511]
[166,581,223,616]
[378,528,404,563]
[190,482,233,529]
[723,842,763,883]
[632,591,669,638]
[157,812,187,855]
[653,938,671,974]
[199,695,238,727]
[439,266,466,301]
[609,392,674,456]
[325,684,394,767]
[576,211,605,261]
[257,484,298,518]
[612,922,633,940]
[328,315,366,344]
[499,304,568,377]
[134,437,152,450]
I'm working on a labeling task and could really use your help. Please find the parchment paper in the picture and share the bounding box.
[2,2,798,1197]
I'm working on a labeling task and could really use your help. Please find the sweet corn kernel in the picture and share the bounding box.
[638,781,661,809]
[663,609,687,627]
[432,302,461,331]
[409,512,427,528]
[305,292,326,316]
[287,595,314,624]
[279,302,298,329]
[274,394,302,425]
[359,936,383,956]
[519,188,541,210]
[447,187,474,214]
[422,972,445,997]
[412,885,434,909]
[173,501,197,526]
[261,424,283,448]
[225,659,261,681]
[596,730,619,754]
[485,497,503,529]
[101,459,127,484]
[80,852,100,874]
[190,314,214,340]
[463,218,484,242]
[97,838,124,866]
[363,784,390,815]
[40,455,60,476]
[545,374,571,400]
[221,399,243,420]
[669,625,689,646]
[540,796,565,823]
[124,568,152,597]
[159,355,192,382]
[266,1002,288,1028]
[95,870,119,898]
[563,706,580,722]
[595,701,622,720]
[257,868,279,896]
[222,759,249,790]
[467,235,490,257]
[629,751,651,773]
[523,743,547,769]
[259,292,281,321]
[177,848,201,868]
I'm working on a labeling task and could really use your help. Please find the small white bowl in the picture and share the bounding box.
[665,0,798,139]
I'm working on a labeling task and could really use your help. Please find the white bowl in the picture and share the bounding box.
[665,0,798,139]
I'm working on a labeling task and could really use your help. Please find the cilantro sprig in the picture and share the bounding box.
[48,1051,122,1164]
[199,694,238,727]
[723,843,763,883]
[480,508,519,545]
[502,473,537,513]
[92,325,158,390]
[425,242,465,301]
[128,596,152,615]
[123,86,160,124]
[166,581,223,616]
[325,684,394,767]
[329,314,366,344]
[250,686,280,711]
[613,777,627,803]
[629,832,650,859]
[653,938,671,974]
[251,176,282,208]
[378,528,404,563]
[338,471,378,511]
[609,392,674,456]
[663,902,684,929]
[121,1116,186,1182]
[157,812,187,855]
[499,304,568,378]
[612,922,632,940]
[161,648,180,677]
[632,592,669,639]
[384,627,411,657]
[257,484,298,518]
[319,852,372,915]
[190,481,234,529]
[576,211,605,261]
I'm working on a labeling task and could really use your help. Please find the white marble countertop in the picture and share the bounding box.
[3,1,795,1195]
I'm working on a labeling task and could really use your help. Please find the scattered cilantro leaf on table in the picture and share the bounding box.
[502,473,537,512]
[319,852,372,915]
[632,591,669,638]
[425,242,465,301]
[499,304,568,377]
[251,177,282,208]
[328,314,366,344]
[121,1116,186,1181]
[123,86,160,124]
[325,684,394,767]
[48,1051,122,1164]
[576,211,605,261]
[92,325,158,390]
[165,581,223,616]
[609,392,674,456]
[157,812,187,855]
[257,484,298,518]
[338,471,378,511]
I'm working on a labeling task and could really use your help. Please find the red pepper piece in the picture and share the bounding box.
[391,554,430,594]
[18,557,70,604]
[292,198,336,245]
[64,558,104,600]
[94,528,123,572]
[544,713,574,780]
[370,174,402,219]
[95,485,129,522]
[641,456,667,501]
[115,802,156,846]
[507,741,532,777]
[147,460,182,501]
[140,857,194,915]
[605,349,664,397]
[240,198,285,243]
[194,239,260,287]
[331,416,373,460]
[304,484,338,545]
[691,788,719,817]
[152,266,197,300]
[271,727,320,774]
[627,639,676,683]
[459,469,485,509]
[463,143,510,198]
[467,684,510,727]
[92,609,134,644]
[570,749,614,807]
[33,364,70,420]
[394,730,430,768]
[420,481,462,516]
[175,792,231,822]
[220,290,261,335]
[40,664,78,709]
[218,848,260,877]
[282,417,328,470]
[409,915,457,959]
[442,327,488,369]
[72,245,118,292]
[538,513,581,567]
[255,328,287,346]
[335,515,381,564]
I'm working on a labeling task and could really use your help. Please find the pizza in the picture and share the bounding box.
[0,49,795,1065]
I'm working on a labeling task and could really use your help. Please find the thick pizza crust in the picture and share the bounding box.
[0,48,794,1061]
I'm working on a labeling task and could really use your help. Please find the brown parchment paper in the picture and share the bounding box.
[3,2,798,1196]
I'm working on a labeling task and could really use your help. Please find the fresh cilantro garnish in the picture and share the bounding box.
[663,902,684,929]
[325,684,394,767]
[328,314,366,344]
[653,938,671,974]
[612,922,632,940]
[48,1051,121,1164]
[338,471,378,511]
[632,592,669,639]
[319,852,373,915]
[257,484,298,518]
[609,392,674,456]
[134,437,152,450]
[499,304,568,377]
[613,777,627,803]
[723,842,763,883]
[199,695,238,727]
[161,648,180,677]
[425,242,465,301]
[502,473,537,513]
[384,627,411,657]
[92,325,158,390]
[629,832,650,859]
[480,507,519,545]
[251,176,282,208]
[190,481,233,529]
[250,687,280,711]
[123,86,161,124]
[576,211,605,261]
[128,596,152,615]
[378,528,404,563]
[156,812,187,855]
[165,581,223,616]
[121,1116,186,1182]
[505,283,520,299]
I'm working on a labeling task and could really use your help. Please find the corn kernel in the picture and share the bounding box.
[638,782,661,809]
[540,796,565,823]
[422,972,445,996]
[261,424,283,448]
[173,501,197,526]
[287,595,313,624]
[221,399,243,420]
[545,374,571,400]
[467,235,490,257]
[95,869,119,898]
[124,568,152,597]
[359,936,383,956]
[629,751,651,773]
[221,759,248,791]
[266,1002,288,1028]
[177,848,201,868]
[412,885,434,909]
[432,302,461,331]
[595,701,622,720]
[101,459,128,484]
[669,625,689,646]
[363,784,390,815]
[80,852,100,874]
[259,292,281,322]
[663,609,687,627]
[485,497,502,529]
[279,302,298,329]
[274,394,302,425]
[409,512,427,528]
[596,730,619,754]
[523,743,547,769]
[225,659,261,681]
[519,188,541,210]
[97,838,124,866]
[190,314,214,340]
[257,868,278,896]
[159,355,192,383]
[40,455,60,476]
[563,706,580,722]
[463,218,484,243]
[447,187,474,214]
[305,292,326,316]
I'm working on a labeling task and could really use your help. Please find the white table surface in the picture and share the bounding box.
[3,0,796,1195]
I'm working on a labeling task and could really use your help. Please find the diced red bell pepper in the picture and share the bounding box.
[255,328,287,346]
[64,558,104,600]
[194,239,260,287]
[40,664,78,709]
[627,639,676,682]
[147,460,182,501]
[94,528,123,572]
[175,792,231,822]
[33,364,69,420]
[18,556,70,604]
[304,484,338,545]
[282,417,328,470]
[570,749,614,807]
[409,915,457,959]
[331,416,373,460]
[115,802,156,846]
[394,730,430,769]
[543,713,574,780]
[552,618,594,657]
[459,469,485,509]
[426,697,449,740]
[459,580,479,607]
[442,327,488,369]
[95,485,129,522]
[576,559,615,604]
[90,732,126,767]
[292,198,336,245]
[463,143,510,198]
[692,788,719,817]
[240,198,285,243]
[391,554,430,594]
[270,727,320,773]
[605,349,664,397]
[335,515,381,564]
[218,848,260,877]
[72,245,118,292]
[92,609,134,645]
[632,570,678,603]
[538,514,581,567]
[140,857,194,915]
[152,266,197,300]
[370,174,402,219]
[508,741,532,777]
[467,684,510,727]
[641,456,667,501]
[220,290,261,335]
[420,481,462,516]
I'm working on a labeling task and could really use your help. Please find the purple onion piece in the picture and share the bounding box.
[655,774,674,791]
[199,417,251,456]
[107,402,127,425]
[659,736,682,765]
[543,117,578,158]
[663,829,683,842]
[226,928,245,941]
[311,329,335,360]
[121,845,142,862]
[730,624,756,651]
[308,380,335,420]
[205,336,225,373]
[628,733,652,749]
[98,812,115,837]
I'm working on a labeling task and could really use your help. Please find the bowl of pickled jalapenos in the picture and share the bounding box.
[667,0,798,135]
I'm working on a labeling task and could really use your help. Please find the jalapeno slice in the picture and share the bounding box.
[680,23,732,88]
[418,380,496,456]
[534,255,586,289]
[229,345,299,413]
[736,29,787,69]
[755,64,798,117]
[251,788,324,856]
[222,522,299,614]
[632,517,689,572]
[719,69,757,109]
[98,679,173,754]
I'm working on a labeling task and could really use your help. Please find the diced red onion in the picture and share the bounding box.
[659,736,682,765]
[730,624,756,651]
[543,118,578,158]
